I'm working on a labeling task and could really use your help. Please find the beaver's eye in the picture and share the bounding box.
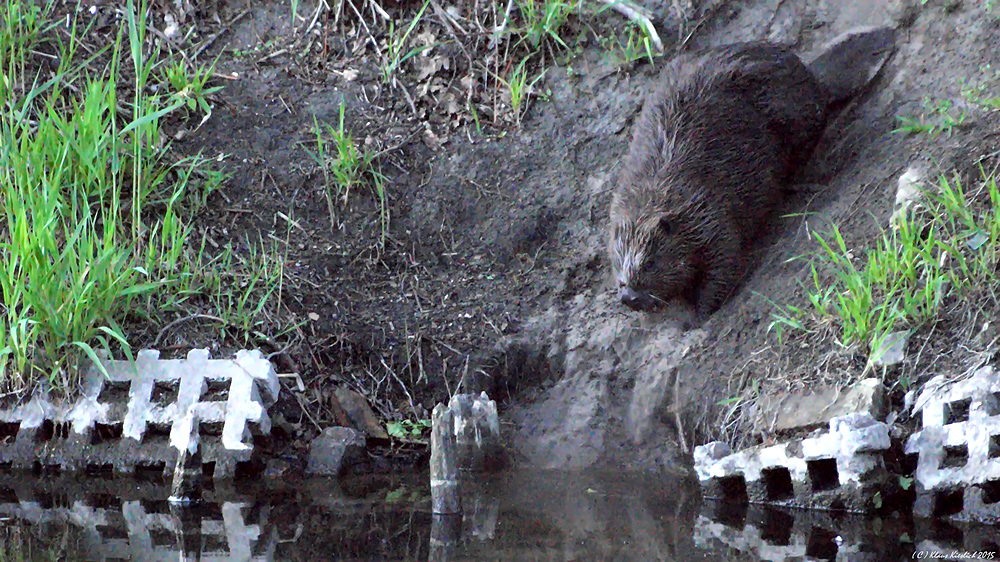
[658,216,674,236]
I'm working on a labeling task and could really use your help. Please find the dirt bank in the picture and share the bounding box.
[147,0,1000,471]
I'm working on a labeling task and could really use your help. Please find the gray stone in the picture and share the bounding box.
[306,426,366,476]
[331,388,389,439]
[263,458,291,478]
[756,378,886,432]
[871,330,910,366]
[694,441,732,465]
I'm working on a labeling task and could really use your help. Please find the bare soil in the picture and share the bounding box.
[58,0,1000,471]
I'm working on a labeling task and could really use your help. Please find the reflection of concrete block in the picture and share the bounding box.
[0,349,279,478]
[0,480,273,562]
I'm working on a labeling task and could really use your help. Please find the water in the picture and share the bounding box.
[0,470,994,561]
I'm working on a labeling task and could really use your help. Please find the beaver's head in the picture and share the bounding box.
[609,208,696,312]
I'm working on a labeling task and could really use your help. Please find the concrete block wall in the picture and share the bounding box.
[0,349,279,479]
[694,413,892,512]
[905,366,1000,521]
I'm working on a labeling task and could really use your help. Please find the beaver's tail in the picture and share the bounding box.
[806,26,897,107]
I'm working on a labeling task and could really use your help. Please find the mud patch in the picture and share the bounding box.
[56,0,1000,472]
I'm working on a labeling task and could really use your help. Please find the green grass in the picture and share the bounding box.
[512,0,581,51]
[367,0,658,129]
[498,55,548,125]
[177,236,291,340]
[386,417,431,441]
[306,102,389,247]
[381,0,432,86]
[157,55,223,128]
[961,64,1000,111]
[1,1,184,390]
[1,1,49,94]
[770,171,1000,364]
[596,11,657,66]
[893,97,968,136]
[0,0,289,395]
[894,61,999,136]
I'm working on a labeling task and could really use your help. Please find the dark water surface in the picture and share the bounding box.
[0,470,993,561]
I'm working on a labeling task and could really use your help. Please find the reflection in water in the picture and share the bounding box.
[0,471,995,561]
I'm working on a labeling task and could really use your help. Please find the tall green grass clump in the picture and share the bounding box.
[307,102,389,247]
[513,0,581,51]
[771,171,1000,364]
[0,1,216,394]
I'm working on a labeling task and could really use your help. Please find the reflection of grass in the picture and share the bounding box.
[771,171,1000,364]
[0,511,59,561]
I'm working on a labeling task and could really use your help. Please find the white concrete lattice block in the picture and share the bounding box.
[905,367,1000,491]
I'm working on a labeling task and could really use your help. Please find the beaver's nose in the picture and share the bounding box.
[619,286,645,310]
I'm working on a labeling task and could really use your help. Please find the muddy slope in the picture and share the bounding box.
[174,0,1000,471]
[498,0,1000,471]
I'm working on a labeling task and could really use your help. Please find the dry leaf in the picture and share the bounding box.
[416,55,446,82]
[441,92,461,115]
[415,29,436,51]
[335,68,359,81]
[422,123,448,150]
[163,13,179,38]
[460,74,476,94]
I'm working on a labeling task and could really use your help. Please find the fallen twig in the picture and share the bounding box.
[153,314,226,347]
[598,0,664,53]
[194,9,251,59]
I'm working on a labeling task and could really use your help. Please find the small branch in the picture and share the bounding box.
[599,0,664,53]
[673,370,688,452]
[153,314,226,348]
[194,9,251,59]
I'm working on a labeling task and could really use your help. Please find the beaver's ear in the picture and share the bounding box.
[658,215,675,236]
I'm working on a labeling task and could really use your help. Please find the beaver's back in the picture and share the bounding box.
[610,28,895,315]
[616,42,827,246]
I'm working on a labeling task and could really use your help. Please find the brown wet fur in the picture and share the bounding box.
[609,38,884,316]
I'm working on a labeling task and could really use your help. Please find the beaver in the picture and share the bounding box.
[609,26,896,316]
